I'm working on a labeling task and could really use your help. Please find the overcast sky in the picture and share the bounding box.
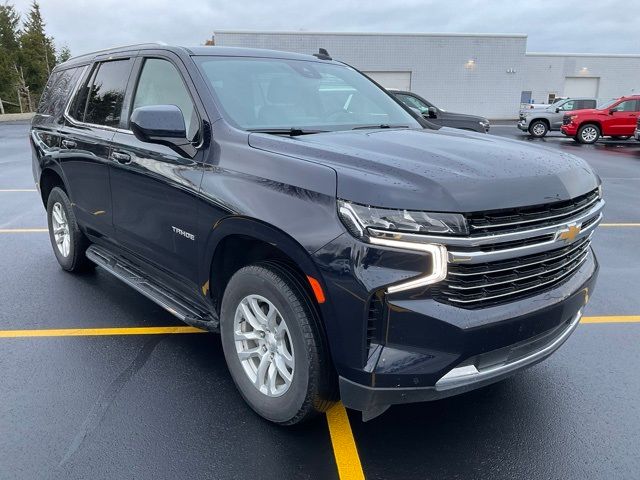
[11,0,640,57]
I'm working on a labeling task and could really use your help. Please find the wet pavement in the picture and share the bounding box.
[1,122,638,479]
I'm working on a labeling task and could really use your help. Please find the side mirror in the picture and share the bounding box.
[130,105,196,157]
[555,107,560,113]
[427,106,438,119]
[609,108,617,115]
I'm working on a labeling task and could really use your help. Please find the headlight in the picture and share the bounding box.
[337,200,456,293]
[338,200,468,238]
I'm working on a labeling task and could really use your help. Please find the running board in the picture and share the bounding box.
[86,245,219,331]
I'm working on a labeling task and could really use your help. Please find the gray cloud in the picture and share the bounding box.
[11,0,640,57]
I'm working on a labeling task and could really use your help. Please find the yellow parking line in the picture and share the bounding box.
[0,326,206,338]
[581,316,640,324]
[0,189,37,192]
[326,403,365,480]
[0,228,48,233]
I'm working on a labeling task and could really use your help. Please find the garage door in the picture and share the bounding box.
[362,71,411,91]
[564,77,600,97]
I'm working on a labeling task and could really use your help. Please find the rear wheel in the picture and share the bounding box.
[220,263,335,425]
[46,187,93,272]
[577,124,600,144]
[528,120,548,138]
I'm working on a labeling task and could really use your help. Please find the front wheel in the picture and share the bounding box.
[577,124,600,144]
[46,187,93,272]
[528,120,548,138]
[220,263,335,425]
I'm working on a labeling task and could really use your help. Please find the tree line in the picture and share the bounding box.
[0,1,70,114]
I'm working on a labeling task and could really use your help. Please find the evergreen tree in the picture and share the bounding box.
[58,45,71,63]
[19,0,56,98]
[0,3,21,112]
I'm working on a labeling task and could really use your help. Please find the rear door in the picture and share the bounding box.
[58,57,134,238]
[109,53,207,292]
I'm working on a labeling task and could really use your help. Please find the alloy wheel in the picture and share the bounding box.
[51,202,71,257]
[234,294,295,397]
[532,123,546,136]
[581,126,598,143]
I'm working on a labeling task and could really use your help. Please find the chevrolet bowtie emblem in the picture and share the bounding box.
[558,224,581,243]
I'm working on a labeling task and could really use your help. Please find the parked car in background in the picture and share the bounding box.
[519,97,568,113]
[518,98,597,137]
[635,117,640,141]
[561,95,640,144]
[391,90,490,133]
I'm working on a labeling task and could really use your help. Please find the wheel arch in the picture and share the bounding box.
[39,166,68,206]
[201,216,334,325]
[530,117,550,128]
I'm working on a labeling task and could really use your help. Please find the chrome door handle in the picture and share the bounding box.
[61,139,76,149]
[111,152,132,164]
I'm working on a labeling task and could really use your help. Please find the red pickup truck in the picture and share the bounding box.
[561,95,640,144]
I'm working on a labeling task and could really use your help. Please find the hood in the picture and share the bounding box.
[248,127,599,212]
[440,110,487,123]
[569,108,603,116]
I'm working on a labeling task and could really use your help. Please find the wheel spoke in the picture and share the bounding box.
[279,348,294,368]
[234,330,262,342]
[255,353,270,388]
[237,346,262,360]
[267,361,278,394]
[240,302,264,332]
[249,297,269,327]
[274,355,292,383]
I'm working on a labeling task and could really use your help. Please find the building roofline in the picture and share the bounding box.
[214,30,528,39]
[527,52,640,58]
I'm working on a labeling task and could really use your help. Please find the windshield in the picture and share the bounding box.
[597,98,618,109]
[195,56,420,132]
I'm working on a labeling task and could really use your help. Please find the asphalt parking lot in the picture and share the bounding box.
[1,121,639,480]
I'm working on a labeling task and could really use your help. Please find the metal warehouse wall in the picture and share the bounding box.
[215,31,527,119]
[523,54,640,105]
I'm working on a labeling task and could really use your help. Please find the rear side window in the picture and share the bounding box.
[580,100,597,109]
[132,58,199,141]
[69,59,132,127]
[84,60,132,127]
[37,67,84,118]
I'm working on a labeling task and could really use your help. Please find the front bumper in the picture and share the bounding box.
[517,119,529,131]
[561,124,578,136]
[340,307,585,413]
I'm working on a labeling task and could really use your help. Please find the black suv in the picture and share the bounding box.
[31,44,603,424]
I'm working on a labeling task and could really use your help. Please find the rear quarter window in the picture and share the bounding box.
[36,67,84,119]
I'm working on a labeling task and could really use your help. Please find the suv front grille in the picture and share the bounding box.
[466,189,599,235]
[435,236,592,308]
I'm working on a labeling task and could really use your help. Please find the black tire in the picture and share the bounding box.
[46,187,93,272]
[577,124,600,144]
[220,263,335,425]
[612,136,631,140]
[528,120,548,138]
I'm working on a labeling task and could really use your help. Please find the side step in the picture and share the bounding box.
[86,244,219,331]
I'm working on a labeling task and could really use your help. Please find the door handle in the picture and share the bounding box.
[61,139,76,149]
[111,152,132,164]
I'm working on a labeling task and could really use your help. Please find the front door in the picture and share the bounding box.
[109,55,206,292]
[605,99,640,136]
[58,58,134,238]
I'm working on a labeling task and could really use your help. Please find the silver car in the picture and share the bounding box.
[518,98,597,137]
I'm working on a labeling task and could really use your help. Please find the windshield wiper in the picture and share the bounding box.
[351,124,411,130]
[248,128,328,136]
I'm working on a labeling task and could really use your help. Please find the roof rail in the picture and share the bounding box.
[63,42,167,64]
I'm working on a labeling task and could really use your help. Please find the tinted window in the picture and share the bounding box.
[132,58,199,141]
[37,67,84,118]
[615,100,639,112]
[581,100,597,109]
[83,59,132,127]
[396,93,430,113]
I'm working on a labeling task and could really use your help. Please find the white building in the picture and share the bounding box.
[214,31,640,119]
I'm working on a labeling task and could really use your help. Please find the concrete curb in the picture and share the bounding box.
[0,113,35,123]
